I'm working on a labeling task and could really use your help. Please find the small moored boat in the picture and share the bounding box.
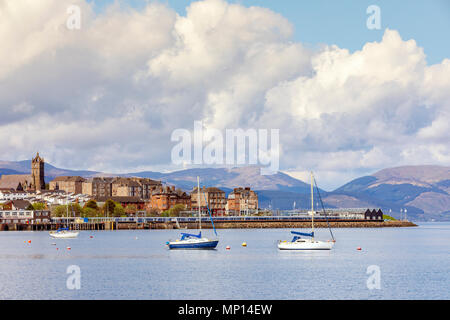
[49,228,79,239]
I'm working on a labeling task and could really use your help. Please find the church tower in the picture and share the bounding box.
[31,152,45,191]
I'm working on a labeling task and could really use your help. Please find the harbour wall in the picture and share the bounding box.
[0,219,417,231]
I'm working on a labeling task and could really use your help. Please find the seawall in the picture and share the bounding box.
[167,220,417,229]
[0,220,417,231]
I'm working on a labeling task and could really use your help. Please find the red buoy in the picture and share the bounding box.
[357,247,362,251]
[226,246,231,250]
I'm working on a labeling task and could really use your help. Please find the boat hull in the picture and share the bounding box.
[49,231,79,239]
[278,240,334,250]
[168,239,219,250]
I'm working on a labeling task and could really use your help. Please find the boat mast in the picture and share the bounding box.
[197,176,201,231]
[311,171,314,241]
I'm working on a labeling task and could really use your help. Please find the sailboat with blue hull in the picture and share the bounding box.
[167,231,219,249]
[167,177,219,250]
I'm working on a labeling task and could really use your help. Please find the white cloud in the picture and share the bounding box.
[0,0,449,190]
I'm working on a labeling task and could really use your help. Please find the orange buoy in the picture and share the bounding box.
[67,247,71,250]
[27,240,31,244]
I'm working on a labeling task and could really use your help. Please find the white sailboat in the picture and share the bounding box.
[167,176,218,249]
[49,203,79,239]
[278,172,334,250]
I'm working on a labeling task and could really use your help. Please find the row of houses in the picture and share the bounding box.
[0,189,92,206]
[49,176,163,199]
[48,176,259,215]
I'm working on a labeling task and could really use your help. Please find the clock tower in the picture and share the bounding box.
[31,152,45,191]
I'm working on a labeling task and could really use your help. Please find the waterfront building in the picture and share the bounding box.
[82,177,114,198]
[149,186,191,213]
[111,177,142,197]
[191,186,226,216]
[129,177,162,199]
[226,187,258,215]
[49,176,86,194]
[364,209,384,220]
[0,210,51,226]
[78,176,162,199]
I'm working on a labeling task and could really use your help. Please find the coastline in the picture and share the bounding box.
[147,220,418,229]
[0,219,417,232]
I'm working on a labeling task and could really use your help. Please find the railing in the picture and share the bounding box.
[49,215,372,224]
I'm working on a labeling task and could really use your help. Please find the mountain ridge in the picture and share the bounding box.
[0,160,448,221]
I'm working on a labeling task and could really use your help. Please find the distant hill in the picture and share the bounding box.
[0,168,27,176]
[1,159,448,220]
[332,165,450,221]
[0,160,100,183]
[129,167,315,194]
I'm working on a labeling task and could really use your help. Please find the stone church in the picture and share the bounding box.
[0,152,46,191]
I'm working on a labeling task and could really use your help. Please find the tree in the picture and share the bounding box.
[102,199,116,217]
[68,203,82,216]
[161,204,186,217]
[113,203,125,217]
[146,208,160,217]
[51,205,68,217]
[84,200,98,210]
[161,210,170,217]
[169,204,186,216]
[32,202,46,210]
[82,207,99,217]
[125,204,137,216]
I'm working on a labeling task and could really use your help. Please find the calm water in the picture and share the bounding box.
[0,223,448,300]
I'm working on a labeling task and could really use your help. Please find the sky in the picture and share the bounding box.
[0,0,449,190]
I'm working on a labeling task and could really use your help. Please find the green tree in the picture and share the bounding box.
[161,210,170,217]
[51,205,68,217]
[68,203,82,216]
[169,204,186,216]
[84,200,98,210]
[32,202,46,210]
[113,203,125,217]
[102,199,116,217]
[125,204,137,216]
[82,207,99,217]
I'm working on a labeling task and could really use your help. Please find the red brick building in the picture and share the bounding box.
[149,186,191,213]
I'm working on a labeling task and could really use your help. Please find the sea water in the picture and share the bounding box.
[0,222,448,299]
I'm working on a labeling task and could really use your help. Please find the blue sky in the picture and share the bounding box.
[87,0,450,65]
